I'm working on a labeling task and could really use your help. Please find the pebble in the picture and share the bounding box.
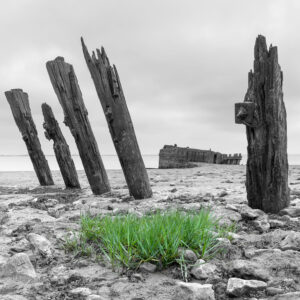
[226,277,267,297]
[178,248,198,263]
[139,262,157,273]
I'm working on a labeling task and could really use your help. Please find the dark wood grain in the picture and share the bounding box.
[46,57,110,195]
[235,35,289,213]
[42,103,80,189]
[81,38,152,199]
[5,89,54,186]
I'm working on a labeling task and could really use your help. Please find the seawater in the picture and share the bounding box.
[0,155,159,171]
[0,154,299,171]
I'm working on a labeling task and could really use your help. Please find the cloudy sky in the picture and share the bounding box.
[1,0,300,161]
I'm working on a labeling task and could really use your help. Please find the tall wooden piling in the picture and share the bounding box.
[46,57,110,195]
[81,38,152,199]
[235,35,289,213]
[42,103,80,189]
[5,89,54,186]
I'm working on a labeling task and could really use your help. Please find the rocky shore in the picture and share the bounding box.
[0,164,299,299]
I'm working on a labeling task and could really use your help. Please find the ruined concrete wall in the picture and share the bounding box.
[158,145,242,168]
[158,146,197,169]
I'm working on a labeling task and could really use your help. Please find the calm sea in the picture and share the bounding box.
[0,154,299,171]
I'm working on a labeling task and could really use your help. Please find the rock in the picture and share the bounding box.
[214,209,242,226]
[240,206,264,220]
[244,248,282,259]
[227,259,270,281]
[0,211,9,224]
[266,287,284,296]
[0,253,37,281]
[177,281,215,300]
[1,296,29,300]
[269,219,285,229]
[227,232,242,240]
[216,237,231,252]
[10,237,31,253]
[279,231,300,251]
[69,287,92,298]
[225,204,239,212]
[279,207,300,217]
[178,248,198,263]
[27,233,54,258]
[47,205,65,218]
[131,273,144,282]
[272,292,300,300]
[45,198,59,207]
[139,262,157,273]
[218,191,228,197]
[252,215,270,233]
[87,295,106,300]
[191,260,217,280]
[226,278,267,297]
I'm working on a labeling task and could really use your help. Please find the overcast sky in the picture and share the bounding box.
[1,0,300,159]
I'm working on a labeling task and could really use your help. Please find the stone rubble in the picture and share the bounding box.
[0,165,299,299]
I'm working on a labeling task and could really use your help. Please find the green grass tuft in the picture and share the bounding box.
[64,209,234,271]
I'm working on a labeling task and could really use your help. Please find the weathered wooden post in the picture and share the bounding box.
[235,35,289,213]
[46,57,110,195]
[81,38,152,199]
[5,89,54,186]
[42,103,80,189]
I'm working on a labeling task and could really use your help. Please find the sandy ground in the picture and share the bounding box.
[0,164,300,299]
